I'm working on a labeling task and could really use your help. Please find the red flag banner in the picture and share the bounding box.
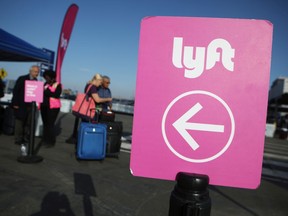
[55,4,79,83]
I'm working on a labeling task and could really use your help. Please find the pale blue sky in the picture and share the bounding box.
[0,0,288,99]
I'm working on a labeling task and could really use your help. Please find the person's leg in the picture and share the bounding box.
[23,107,33,144]
[45,108,60,146]
[14,118,24,144]
[40,106,49,144]
[65,117,79,144]
[72,117,80,139]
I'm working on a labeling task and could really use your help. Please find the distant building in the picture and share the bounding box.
[268,77,288,121]
[269,77,288,100]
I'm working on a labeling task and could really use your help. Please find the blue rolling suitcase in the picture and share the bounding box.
[76,122,107,160]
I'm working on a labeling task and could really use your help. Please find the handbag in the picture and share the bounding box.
[99,111,115,122]
[72,85,96,121]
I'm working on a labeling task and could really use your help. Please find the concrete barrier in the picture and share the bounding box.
[60,99,72,113]
[265,123,276,138]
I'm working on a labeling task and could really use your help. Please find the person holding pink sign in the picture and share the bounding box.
[40,70,62,148]
[12,65,39,145]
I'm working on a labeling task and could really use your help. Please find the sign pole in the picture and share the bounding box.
[169,172,211,216]
[17,101,43,163]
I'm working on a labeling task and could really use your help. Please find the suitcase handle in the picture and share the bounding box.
[89,108,100,123]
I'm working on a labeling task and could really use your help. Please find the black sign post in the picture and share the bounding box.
[17,101,43,163]
[17,80,43,163]
[169,172,211,216]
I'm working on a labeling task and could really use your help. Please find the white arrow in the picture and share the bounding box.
[172,103,224,150]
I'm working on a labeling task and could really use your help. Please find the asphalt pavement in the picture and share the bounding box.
[0,112,288,216]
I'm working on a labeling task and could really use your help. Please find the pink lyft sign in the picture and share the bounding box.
[130,16,273,189]
[24,80,44,103]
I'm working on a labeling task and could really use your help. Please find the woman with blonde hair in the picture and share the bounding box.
[85,74,112,105]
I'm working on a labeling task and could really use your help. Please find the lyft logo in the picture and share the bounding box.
[61,33,68,50]
[172,37,235,78]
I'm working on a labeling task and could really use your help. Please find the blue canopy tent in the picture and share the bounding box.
[0,28,54,64]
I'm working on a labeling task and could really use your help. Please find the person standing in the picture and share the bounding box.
[40,70,62,147]
[0,77,4,99]
[0,77,5,135]
[0,67,7,98]
[84,74,112,119]
[97,75,112,112]
[12,65,39,145]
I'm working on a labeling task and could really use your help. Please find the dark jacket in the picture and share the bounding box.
[11,74,34,120]
[41,82,62,108]
[0,78,4,98]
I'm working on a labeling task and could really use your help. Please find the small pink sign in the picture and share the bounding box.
[130,16,273,189]
[24,80,44,103]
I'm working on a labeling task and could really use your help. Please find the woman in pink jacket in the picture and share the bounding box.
[40,70,62,148]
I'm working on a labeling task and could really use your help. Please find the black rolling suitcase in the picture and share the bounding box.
[103,121,123,158]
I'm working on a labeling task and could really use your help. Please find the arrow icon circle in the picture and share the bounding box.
[173,102,225,150]
[162,90,235,163]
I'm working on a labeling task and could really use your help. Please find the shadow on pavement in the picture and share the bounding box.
[74,173,97,216]
[210,186,259,216]
[30,191,76,216]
